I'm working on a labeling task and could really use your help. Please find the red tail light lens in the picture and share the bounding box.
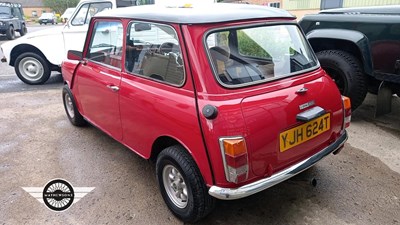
[342,96,351,128]
[219,137,248,184]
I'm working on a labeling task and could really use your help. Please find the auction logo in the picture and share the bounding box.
[22,179,95,212]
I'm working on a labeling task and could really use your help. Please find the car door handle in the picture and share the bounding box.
[106,85,120,92]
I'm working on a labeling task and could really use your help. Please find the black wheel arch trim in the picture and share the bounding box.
[305,29,373,76]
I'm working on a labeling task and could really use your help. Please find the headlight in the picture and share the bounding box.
[0,22,4,26]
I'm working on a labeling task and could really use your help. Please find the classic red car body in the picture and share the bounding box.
[62,3,349,221]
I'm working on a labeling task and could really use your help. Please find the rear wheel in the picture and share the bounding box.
[6,26,15,40]
[15,52,51,85]
[156,145,215,223]
[19,24,27,36]
[62,85,86,126]
[317,50,367,110]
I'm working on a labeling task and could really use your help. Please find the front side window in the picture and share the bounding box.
[125,22,185,86]
[71,2,112,26]
[86,21,124,69]
[206,24,318,87]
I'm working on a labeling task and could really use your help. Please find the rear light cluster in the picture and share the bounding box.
[342,96,351,128]
[219,137,249,184]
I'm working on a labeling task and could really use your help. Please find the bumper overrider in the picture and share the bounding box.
[1,47,6,63]
[209,130,348,200]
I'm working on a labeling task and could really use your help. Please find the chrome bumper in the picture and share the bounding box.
[208,131,348,200]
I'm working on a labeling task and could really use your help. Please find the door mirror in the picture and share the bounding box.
[67,50,83,60]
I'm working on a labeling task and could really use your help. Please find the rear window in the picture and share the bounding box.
[206,24,318,87]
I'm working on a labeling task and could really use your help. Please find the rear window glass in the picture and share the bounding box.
[206,24,318,87]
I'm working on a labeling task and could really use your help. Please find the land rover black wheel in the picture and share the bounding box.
[19,24,27,36]
[62,85,87,126]
[394,86,400,97]
[15,52,51,85]
[6,26,15,40]
[317,50,368,110]
[156,145,215,223]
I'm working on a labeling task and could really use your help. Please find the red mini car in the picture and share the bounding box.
[61,3,351,222]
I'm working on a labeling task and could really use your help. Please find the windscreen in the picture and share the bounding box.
[0,6,10,15]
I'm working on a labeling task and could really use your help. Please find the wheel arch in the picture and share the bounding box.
[150,136,213,185]
[150,136,186,163]
[306,29,374,76]
[9,44,57,70]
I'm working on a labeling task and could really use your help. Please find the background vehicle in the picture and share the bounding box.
[0,0,139,85]
[62,4,350,222]
[0,2,27,40]
[61,7,75,23]
[300,6,400,115]
[38,13,57,25]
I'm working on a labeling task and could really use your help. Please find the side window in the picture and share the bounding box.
[86,21,124,69]
[116,0,138,7]
[12,7,22,19]
[71,2,112,26]
[125,22,185,86]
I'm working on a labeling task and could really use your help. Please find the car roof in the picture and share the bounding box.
[320,5,400,15]
[95,3,295,24]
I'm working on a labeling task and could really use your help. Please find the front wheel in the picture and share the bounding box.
[14,52,51,85]
[317,50,368,110]
[62,85,86,126]
[6,26,15,40]
[156,146,215,223]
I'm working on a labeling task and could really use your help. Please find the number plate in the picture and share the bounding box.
[279,113,330,152]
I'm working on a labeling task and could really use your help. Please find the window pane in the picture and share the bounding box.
[206,25,318,87]
[125,22,185,86]
[71,2,112,26]
[87,21,124,69]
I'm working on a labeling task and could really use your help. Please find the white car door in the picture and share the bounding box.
[62,1,113,56]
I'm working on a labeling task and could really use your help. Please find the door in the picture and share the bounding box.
[62,1,113,57]
[74,20,124,140]
[119,21,188,155]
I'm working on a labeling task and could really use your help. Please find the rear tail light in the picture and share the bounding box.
[342,96,351,128]
[219,137,249,184]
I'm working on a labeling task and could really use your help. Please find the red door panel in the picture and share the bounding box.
[74,62,122,140]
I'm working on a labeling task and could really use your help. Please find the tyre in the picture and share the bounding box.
[15,52,51,85]
[317,50,368,110]
[19,24,27,36]
[62,85,87,126]
[394,85,400,97]
[156,146,215,223]
[6,26,15,40]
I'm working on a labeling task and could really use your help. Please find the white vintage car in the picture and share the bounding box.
[0,0,138,84]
